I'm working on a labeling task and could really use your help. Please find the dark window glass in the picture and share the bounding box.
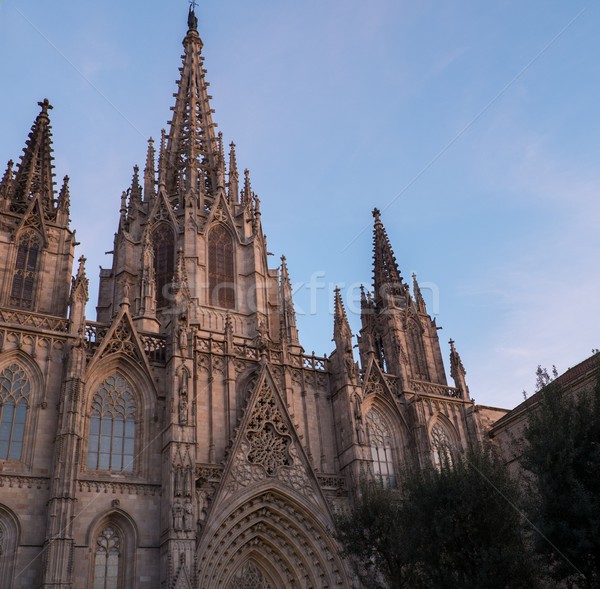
[10,232,41,309]
[208,224,235,309]
[152,224,175,308]
[87,374,136,473]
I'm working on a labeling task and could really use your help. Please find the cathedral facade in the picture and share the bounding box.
[0,8,486,589]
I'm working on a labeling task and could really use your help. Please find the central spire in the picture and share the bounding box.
[163,5,218,210]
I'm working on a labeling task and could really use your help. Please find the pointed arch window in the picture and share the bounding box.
[92,525,121,589]
[10,231,41,309]
[208,224,235,309]
[87,374,136,473]
[0,364,30,461]
[430,423,454,468]
[152,223,175,308]
[408,320,429,380]
[366,409,397,488]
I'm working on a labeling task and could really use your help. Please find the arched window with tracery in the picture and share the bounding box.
[87,374,136,473]
[0,364,30,461]
[10,231,41,309]
[229,561,273,589]
[92,525,121,589]
[366,409,397,488]
[208,224,235,309]
[430,422,455,468]
[152,223,175,308]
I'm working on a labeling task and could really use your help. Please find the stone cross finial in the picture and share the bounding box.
[38,98,53,115]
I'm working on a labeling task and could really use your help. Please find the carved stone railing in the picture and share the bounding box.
[410,379,462,399]
[317,474,347,493]
[139,333,167,364]
[195,334,328,373]
[84,321,166,365]
[0,307,69,333]
[77,479,161,496]
[195,464,224,482]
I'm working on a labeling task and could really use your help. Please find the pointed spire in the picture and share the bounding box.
[228,142,239,203]
[144,138,156,201]
[449,339,469,400]
[216,132,226,190]
[372,208,406,306]
[280,255,299,345]
[164,7,218,208]
[242,168,252,205]
[158,128,167,187]
[69,256,89,335]
[56,175,71,226]
[129,165,142,208]
[333,287,352,344]
[412,272,427,313]
[0,160,14,204]
[12,99,57,217]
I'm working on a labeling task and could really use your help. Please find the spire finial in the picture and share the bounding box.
[188,1,199,31]
[38,98,53,116]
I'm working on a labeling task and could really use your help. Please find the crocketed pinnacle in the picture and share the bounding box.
[12,99,57,217]
[372,208,405,304]
[228,142,239,203]
[144,138,156,200]
[280,255,299,344]
[164,7,218,206]
[412,272,427,313]
[333,287,352,345]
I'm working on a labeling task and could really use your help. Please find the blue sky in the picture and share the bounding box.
[1,0,599,409]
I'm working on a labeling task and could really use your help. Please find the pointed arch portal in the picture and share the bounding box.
[197,490,348,589]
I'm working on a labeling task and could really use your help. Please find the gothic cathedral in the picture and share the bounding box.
[0,7,487,589]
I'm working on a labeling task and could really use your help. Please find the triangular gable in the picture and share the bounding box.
[87,304,154,380]
[362,354,397,404]
[14,194,48,243]
[209,362,330,512]
[146,185,179,232]
[202,192,238,240]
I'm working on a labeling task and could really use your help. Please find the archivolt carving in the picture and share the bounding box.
[197,492,347,588]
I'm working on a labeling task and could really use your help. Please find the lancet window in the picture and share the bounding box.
[87,374,136,473]
[152,223,175,308]
[408,320,429,380]
[430,422,454,468]
[208,224,235,309]
[366,409,397,488]
[10,231,41,309]
[0,364,30,461]
[92,525,121,589]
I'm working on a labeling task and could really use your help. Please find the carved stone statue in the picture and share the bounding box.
[178,396,188,426]
[173,502,183,531]
[183,500,193,531]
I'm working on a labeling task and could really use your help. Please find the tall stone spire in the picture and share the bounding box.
[164,4,218,209]
[11,99,57,217]
[144,137,156,201]
[412,272,427,313]
[228,142,239,203]
[372,208,406,306]
[449,339,470,400]
[333,287,353,351]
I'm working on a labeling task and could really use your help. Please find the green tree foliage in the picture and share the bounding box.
[522,369,600,588]
[335,445,537,589]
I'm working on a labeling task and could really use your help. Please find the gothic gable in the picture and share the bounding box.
[86,304,154,381]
